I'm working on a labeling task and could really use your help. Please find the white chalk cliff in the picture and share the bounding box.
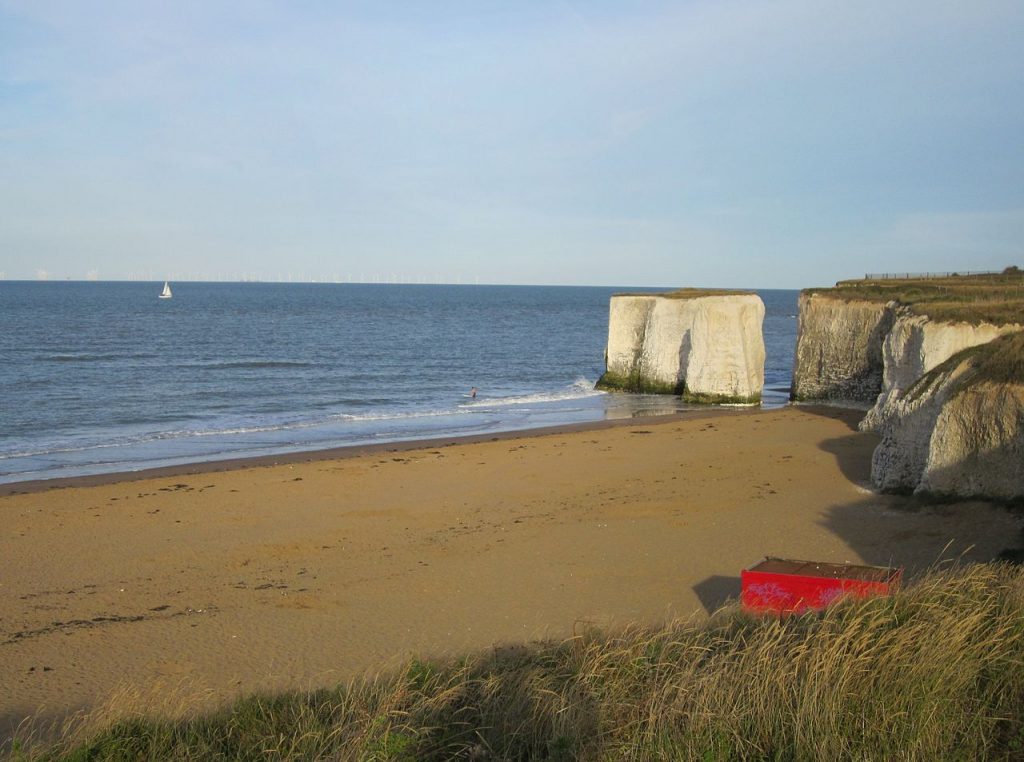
[791,293,894,402]
[870,336,1024,500]
[861,314,1019,430]
[598,293,765,403]
[793,292,1019,412]
[792,290,1024,499]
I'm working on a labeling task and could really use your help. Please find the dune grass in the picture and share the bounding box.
[808,271,1024,325]
[10,562,1024,761]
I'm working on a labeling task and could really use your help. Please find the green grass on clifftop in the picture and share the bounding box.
[966,330,1024,385]
[807,270,1024,325]
[14,563,1024,761]
[908,330,1024,402]
[612,287,756,299]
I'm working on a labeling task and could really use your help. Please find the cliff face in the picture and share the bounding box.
[870,334,1024,500]
[792,274,1024,500]
[790,294,895,403]
[792,292,1018,412]
[598,293,765,403]
[861,316,1019,429]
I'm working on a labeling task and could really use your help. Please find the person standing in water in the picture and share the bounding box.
[470,387,477,398]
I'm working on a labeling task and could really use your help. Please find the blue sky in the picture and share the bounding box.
[1,1,1022,288]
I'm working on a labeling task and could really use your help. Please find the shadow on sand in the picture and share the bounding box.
[691,403,1024,613]
[1,704,85,755]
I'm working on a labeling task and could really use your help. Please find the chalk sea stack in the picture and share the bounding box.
[597,289,765,404]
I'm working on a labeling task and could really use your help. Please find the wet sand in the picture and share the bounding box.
[2,405,1020,741]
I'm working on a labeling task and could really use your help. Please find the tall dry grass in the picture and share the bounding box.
[11,563,1024,760]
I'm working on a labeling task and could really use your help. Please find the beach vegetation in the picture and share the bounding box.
[14,562,1024,761]
[806,271,1024,326]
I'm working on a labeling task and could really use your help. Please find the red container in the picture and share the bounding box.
[741,557,902,614]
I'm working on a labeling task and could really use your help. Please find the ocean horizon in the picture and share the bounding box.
[0,281,799,484]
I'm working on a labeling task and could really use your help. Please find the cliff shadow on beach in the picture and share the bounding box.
[798,404,878,487]
[819,491,1023,579]
[793,403,864,433]
[783,403,1020,579]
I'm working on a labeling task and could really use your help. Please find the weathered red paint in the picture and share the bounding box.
[741,557,902,614]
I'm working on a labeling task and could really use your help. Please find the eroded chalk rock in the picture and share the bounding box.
[597,292,765,404]
[861,314,1020,430]
[871,333,1024,500]
[790,293,896,403]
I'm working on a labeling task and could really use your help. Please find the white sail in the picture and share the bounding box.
[159,281,172,299]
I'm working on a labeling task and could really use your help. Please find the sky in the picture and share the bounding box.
[1,1,1022,288]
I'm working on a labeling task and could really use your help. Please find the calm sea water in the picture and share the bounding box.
[0,282,798,484]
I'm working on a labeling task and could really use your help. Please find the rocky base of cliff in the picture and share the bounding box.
[595,370,683,396]
[595,369,761,404]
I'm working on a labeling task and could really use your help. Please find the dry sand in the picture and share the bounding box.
[2,405,1020,741]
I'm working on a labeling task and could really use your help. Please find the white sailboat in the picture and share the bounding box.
[159,281,173,299]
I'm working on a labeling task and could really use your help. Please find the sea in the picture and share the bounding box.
[0,282,799,485]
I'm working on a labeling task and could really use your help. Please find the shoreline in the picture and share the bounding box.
[3,403,1019,743]
[0,406,746,496]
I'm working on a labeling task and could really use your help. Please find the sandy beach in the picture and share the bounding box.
[2,405,1020,742]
